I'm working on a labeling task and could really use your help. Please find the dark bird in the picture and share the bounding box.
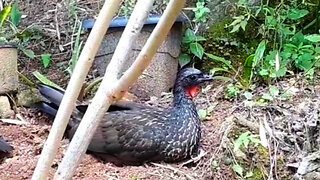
[0,136,13,154]
[36,68,212,165]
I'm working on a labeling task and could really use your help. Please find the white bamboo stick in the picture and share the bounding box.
[31,0,122,179]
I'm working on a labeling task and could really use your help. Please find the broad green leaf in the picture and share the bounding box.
[287,9,309,20]
[182,28,196,43]
[32,71,62,90]
[179,53,191,67]
[190,42,204,59]
[253,40,266,67]
[232,164,243,176]
[242,54,255,86]
[230,24,240,33]
[0,5,11,28]
[305,34,320,43]
[22,49,35,59]
[41,53,51,68]
[10,3,22,26]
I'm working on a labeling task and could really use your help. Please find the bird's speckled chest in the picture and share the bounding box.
[159,99,201,162]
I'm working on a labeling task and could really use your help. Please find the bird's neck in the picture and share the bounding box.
[172,85,197,109]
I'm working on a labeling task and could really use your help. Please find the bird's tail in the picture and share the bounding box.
[0,137,13,153]
[35,84,65,117]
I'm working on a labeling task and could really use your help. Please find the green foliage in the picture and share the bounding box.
[32,71,62,89]
[193,2,210,23]
[229,0,320,82]
[179,1,216,67]
[0,3,41,59]
[231,131,262,178]
[233,131,260,153]
[226,84,240,98]
[10,3,21,26]
[41,54,51,68]
[67,20,83,74]
[180,28,206,65]
[0,6,11,28]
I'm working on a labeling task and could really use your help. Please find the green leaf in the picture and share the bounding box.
[22,49,35,59]
[195,35,206,42]
[230,24,240,33]
[240,20,247,31]
[305,34,320,43]
[198,109,207,120]
[259,68,269,76]
[179,53,191,67]
[205,53,235,72]
[32,71,62,90]
[0,5,11,28]
[242,54,255,86]
[190,42,204,59]
[262,93,273,101]
[182,28,196,43]
[232,164,243,176]
[41,53,51,68]
[269,85,279,97]
[10,3,22,26]
[253,40,266,67]
[287,9,309,20]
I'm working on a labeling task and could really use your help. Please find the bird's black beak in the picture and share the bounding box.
[198,74,213,83]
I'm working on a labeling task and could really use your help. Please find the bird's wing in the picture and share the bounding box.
[0,136,13,153]
[83,110,168,162]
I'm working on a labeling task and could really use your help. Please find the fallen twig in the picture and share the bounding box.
[0,119,29,125]
[151,162,195,180]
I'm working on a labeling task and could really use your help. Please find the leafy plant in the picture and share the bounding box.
[180,28,206,66]
[225,84,240,98]
[192,1,210,23]
[229,0,320,82]
[0,3,41,59]
[233,131,260,155]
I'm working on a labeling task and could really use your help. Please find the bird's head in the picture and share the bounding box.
[174,68,213,98]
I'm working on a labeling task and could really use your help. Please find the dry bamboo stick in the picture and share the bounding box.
[31,0,122,179]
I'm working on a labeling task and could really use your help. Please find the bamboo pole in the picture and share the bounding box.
[31,1,122,179]
[54,0,186,179]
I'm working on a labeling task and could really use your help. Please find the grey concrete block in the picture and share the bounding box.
[93,24,182,99]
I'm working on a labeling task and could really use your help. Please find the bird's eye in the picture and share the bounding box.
[189,75,197,80]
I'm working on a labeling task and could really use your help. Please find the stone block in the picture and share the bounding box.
[0,44,18,94]
[0,96,14,118]
[93,24,182,99]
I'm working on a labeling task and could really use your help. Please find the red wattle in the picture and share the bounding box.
[186,86,199,97]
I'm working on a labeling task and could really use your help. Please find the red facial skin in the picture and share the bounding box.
[186,85,199,98]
